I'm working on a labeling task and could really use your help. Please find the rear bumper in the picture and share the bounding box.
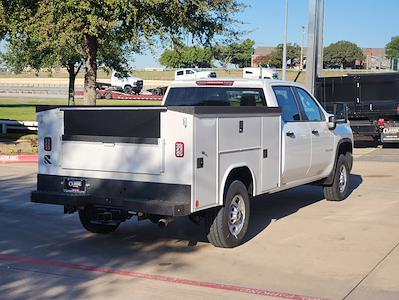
[31,174,191,217]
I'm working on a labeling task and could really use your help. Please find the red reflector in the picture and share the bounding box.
[378,118,385,126]
[195,200,200,208]
[44,137,52,151]
[175,142,184,158]
[196,80,234,86]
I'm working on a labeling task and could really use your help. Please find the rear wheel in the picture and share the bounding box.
[204,180,250,248]
[123,85,133,94]
[104,92,112,100]
[324,154,350,201]
[79,206,120,234]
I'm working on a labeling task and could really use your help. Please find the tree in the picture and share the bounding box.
[2,0,243,105]
[261,43,300,68]
[159,45,214,68]
[386,36,399,59]
[214,39,254,68]
[323,40,364,69]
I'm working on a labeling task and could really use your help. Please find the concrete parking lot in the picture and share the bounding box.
[1,146,399,300]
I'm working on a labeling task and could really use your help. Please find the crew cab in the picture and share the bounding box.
[110,71,143,94]
[175,68,216,80]
[31,79,353,248]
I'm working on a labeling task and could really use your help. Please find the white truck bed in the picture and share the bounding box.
[33,105,281,216]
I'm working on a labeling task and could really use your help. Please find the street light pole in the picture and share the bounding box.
[282,0,288,80]
[300,25,305,70]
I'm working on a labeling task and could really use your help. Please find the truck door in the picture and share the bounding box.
[293,87,334,177]
[272,86,311,184]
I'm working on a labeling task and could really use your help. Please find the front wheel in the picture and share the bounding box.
[324,154,350,201]
[79,207,120,234]
[204,180,250,248]
[123,85,133,94]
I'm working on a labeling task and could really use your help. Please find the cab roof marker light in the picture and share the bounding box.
[196,80,234,86]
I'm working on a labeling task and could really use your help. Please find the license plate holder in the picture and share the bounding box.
[63,178,87,194]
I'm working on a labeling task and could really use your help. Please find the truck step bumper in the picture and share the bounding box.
[32,174,192,217]
[31,191,190,217]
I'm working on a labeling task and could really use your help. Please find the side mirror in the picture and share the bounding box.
[328,116,336,130]
[333,102,349,123]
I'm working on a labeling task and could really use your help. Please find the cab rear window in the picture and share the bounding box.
[165,87,266,106]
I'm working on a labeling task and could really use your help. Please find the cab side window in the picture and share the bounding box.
[272,86,301,122]
[294,88,324,121]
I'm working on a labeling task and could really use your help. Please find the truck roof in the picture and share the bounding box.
[168,78,301,89]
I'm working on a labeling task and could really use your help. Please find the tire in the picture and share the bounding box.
[204,180,250,248]
[104,92,112,100]
[79,206,120,234]
[324,154,350,201]
[123,85,133,94]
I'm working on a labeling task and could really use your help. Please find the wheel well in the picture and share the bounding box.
[338,141,352,157]
[224,167,253,198]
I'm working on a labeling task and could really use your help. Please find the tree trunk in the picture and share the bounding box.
[67,62,76,106]
[84,35,98,105]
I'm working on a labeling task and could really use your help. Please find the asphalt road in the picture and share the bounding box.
[1,147,399,300]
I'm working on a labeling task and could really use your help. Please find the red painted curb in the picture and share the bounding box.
[0,154,38,163]
[0,254,329,300]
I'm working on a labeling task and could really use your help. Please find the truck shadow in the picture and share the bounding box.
[244,174,363,243]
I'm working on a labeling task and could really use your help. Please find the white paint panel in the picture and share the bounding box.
[194,117,218,210]
[62,141,163,175]
[261,116,281,192]
[218,117,261,152]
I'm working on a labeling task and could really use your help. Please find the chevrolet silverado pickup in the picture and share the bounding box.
[31,79,353,248]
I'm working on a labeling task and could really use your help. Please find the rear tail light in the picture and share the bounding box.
[44,137,52,151]
[378,118,385,127]
[175,142,184,158]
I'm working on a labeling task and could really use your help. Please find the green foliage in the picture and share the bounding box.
[159,45,214,68]
[323,40,364,68]
[1,0,244,104]
[215,39,255,68]
[386,36,399,59]
[261,43,300,68]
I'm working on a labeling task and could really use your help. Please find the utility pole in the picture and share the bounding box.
[282,0,289,80]
[306,0,325,95]
[300,25,305,70]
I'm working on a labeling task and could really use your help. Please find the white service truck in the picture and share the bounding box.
[243,67,280,80]
[32,79,353,248]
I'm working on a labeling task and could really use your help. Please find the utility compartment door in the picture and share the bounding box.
[194,117,218,210]
[261,116,281,192]
[62,139,164,175]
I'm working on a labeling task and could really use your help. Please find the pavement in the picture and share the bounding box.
[0,146,399,300]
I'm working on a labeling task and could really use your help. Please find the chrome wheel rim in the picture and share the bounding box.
[228,195,245,237]
[338,165,348,193]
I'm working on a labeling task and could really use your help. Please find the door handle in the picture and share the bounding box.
[286,131,295,137]
[311,130,319,135]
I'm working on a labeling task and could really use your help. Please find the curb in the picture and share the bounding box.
[0,154,38,163]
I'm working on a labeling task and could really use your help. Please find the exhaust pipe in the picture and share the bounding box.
[158,217,174,228]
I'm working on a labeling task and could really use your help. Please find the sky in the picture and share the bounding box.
[132,0,399,68]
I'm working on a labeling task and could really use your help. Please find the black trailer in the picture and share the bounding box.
[316,72,399,144]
